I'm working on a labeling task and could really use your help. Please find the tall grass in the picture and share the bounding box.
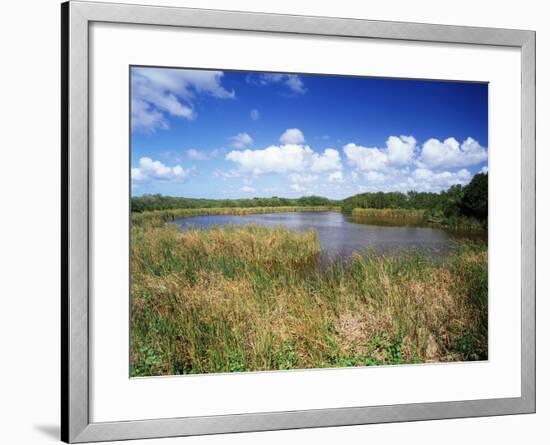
[351,208,426,225]
[351,208,486,233]
[132,206,340,229]
[131,221,488,376]
[352,208,426,219]
[427,215,487,232]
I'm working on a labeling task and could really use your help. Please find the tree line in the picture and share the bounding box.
[131,172,488,224]
[131,194,336,213]
[341,172,488,224]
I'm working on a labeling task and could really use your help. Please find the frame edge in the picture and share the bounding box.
[61,1,69,442]
[520,30,536,415]
[63,0,91,442]
[63,2,536,442]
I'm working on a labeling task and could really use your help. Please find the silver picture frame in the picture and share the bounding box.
[61,1,536,442]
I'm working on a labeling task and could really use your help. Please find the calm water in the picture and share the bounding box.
[173,211,474,259]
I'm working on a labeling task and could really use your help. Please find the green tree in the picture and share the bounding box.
[459,173,488,221]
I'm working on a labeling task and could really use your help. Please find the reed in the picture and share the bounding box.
[130,220,488,376]
[351,208,486,233]
[131,206,340,229]
[351,208,426,226]
[351,208,426,219]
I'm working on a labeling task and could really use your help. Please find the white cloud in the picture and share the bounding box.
[290,183,307,193]
[226,144,341,175]
[344,135,486,178]
[186,148,221,161]
[284,75,307,94]
[131,98,169,133]
[412,168,472,189]
[240,186,256,193]
[328,171,344,183]
[229,132,254,149]
[351,162,474,194]
[217,133,483,196]
[250,73,307,94]
[419,137,487,169]
[280,128,305,145]
[131,157,192,183]
[365,171,387,182]
[479,166,489,174]
[311,148,342,172]
[344,143,388,171]
[343,136,416,172]
[131,67,234,132]
[226,145,307,174]
[250,109,260,120]
[387,135,417,164]
[366,168,471,192]
[186,149,208,161]
[213,169,243,179]
[289,173,318,183]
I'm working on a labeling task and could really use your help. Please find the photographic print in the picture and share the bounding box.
[130,67,488,377]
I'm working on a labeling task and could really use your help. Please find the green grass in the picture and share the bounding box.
[130,214,488,376]
[425,213,487,232]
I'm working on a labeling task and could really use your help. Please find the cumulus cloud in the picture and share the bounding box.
[414,167,471,183]
[217,132,485,196]
[131,67,234,132]
[250,109,260,120]
[411,168,472,190]
[365,171,387,182]
[344,134,487,192]
[328,171,344,183]
[289,173,318,183]
[387,136,417,164]
[479,166,489,174]
[248,73,307,94]
[131,157,192,183]
[358,166,472,193]
[280,128,305,145]
[343,136,417,172]
[227,145,305,174]
[311,148,341,172]
[344,143,388,171]
[226,143,341,175]
[229,132,254,149]
[418,137,487,169]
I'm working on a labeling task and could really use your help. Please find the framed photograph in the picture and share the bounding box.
[62,1,535,442]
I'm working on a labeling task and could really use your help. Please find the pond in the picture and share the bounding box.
[173,211,479,259]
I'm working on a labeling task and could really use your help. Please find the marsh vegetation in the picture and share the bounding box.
[130,208,488,376]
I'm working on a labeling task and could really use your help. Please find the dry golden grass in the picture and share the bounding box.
[352,208,426,219]
[131,220,488,376]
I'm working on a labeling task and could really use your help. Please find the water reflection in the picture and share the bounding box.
[173,211,484,259]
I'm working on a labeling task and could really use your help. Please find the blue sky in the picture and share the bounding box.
[131,67,488,199]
